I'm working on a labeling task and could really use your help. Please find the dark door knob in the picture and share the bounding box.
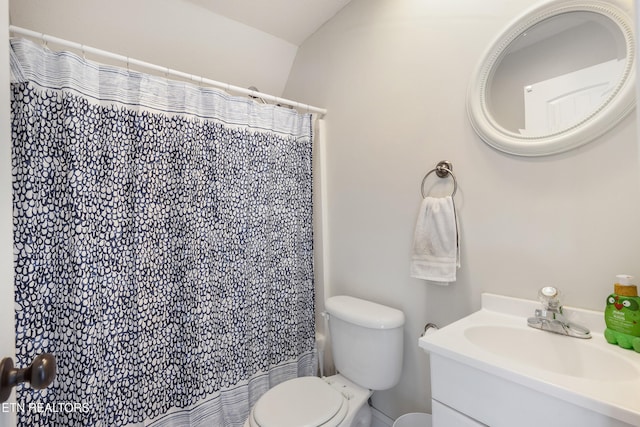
[0,354,56,402]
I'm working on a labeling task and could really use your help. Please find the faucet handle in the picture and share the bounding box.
[540,286,558,298]
[538,286,561,310]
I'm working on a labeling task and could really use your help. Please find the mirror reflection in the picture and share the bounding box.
[488,11,627,136]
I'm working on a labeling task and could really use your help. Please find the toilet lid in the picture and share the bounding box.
[253,377,346,427]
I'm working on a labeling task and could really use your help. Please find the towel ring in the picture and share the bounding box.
[421,160,457,198]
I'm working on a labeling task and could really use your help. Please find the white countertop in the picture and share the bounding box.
[419,293,640,426]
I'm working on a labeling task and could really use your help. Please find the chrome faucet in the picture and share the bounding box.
[527,286,591,339]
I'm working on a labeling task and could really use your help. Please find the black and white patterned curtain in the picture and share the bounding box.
[10,38,315,427]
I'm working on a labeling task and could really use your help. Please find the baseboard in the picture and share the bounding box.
[371,406,394,427]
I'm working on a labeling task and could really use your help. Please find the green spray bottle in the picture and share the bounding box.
[604,274,640,352]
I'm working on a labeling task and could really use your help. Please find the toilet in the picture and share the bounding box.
[245,295,405,427]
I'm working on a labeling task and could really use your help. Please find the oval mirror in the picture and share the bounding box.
[467,0,635,156]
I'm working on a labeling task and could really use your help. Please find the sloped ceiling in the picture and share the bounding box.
[184,0,353,45]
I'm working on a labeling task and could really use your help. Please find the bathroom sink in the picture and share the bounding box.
[419,293,640,427]
[464,325,639,381]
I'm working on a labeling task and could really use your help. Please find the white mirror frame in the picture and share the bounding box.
[467,0,635,156]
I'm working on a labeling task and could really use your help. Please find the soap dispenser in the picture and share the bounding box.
[604,274,640,352]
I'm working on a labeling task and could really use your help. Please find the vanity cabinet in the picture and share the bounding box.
[420,294,640,427]
[429,353,635,427]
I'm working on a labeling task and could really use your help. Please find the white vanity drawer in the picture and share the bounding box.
[432,400,485,427]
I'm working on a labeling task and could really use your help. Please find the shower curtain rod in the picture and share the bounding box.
[9,25,328,117]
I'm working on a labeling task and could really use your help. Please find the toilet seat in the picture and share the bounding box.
[250,377,349,427]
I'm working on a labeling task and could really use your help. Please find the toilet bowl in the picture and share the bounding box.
[245,296,405,427]
[244,375,371,427]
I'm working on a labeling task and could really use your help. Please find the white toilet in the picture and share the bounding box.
[245,295,405,427]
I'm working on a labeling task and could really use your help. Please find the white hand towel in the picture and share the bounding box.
[410,196,460,284]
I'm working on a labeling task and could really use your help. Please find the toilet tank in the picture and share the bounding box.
[325,296,405,390]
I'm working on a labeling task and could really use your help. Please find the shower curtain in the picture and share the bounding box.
[10,38,316,427]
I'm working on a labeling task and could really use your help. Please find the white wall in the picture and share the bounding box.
[284,0,639,419]
[9,0,297,96]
